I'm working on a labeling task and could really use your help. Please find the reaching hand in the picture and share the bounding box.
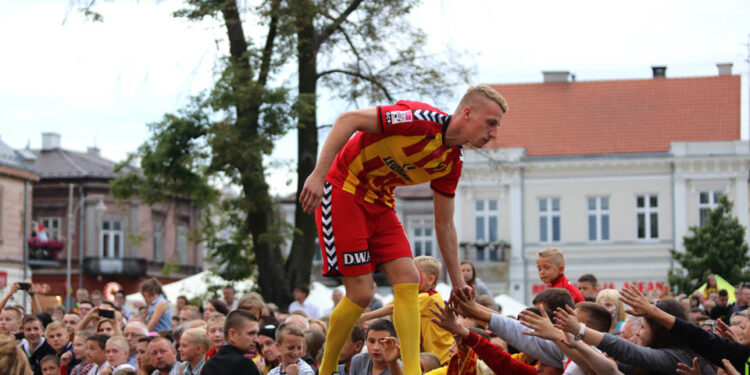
[430,302,470,339]
[676,357,701,375]
[715,319,741,343]
[619,285,655,317]
[380,337,401,364]
[449,289,483,321]
[721,359,741,375]
[60,351,73,366]
[553,305,581,335]
[255,356,266,373]
[559,332,581,349]
[299,172,325,214]
[519,306,564,341]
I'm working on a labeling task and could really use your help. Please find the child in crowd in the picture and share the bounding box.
[101,336,136,374]
[349,319,402,375]
[86,334,109,374]
[336,324,365,375]
[205,314,226,361]
[39,355,59,375]
[536,247,584,303]
[61,330,95,375]
[268,323,315,375]
[359,256,454,365]
[595,289,626,334]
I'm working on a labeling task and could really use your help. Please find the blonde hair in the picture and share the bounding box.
[106,335,129,352]
[414,256,442,282]
[537,247,565,267]
[182,328,210,351]
[237,293,268,317]
[207,313,226,326]
[457,85,509,114]
[0,336,32,375]
[45,321,66,335]
[596,289,627,329]
[276,322,305,343]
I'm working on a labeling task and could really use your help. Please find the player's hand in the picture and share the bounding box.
[286,363,300,375]
[299,171,325,214]
[60,351,73,366]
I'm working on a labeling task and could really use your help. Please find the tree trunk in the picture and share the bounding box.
[287,0,319,289]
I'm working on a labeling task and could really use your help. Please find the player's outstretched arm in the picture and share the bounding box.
[433,192,472,301]
[299,108,380,214]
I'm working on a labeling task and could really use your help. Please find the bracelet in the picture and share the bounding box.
[575,323,586,341]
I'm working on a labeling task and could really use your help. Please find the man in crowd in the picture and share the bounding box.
[223,286,238,311]
[577,274,599,301]
[288,285,320,319]
[179,306,202,325]
[124,321,148,367]
[149,336,180,375]
[20,315,56,375]
[203,310,261,375]
[179,328,209,375]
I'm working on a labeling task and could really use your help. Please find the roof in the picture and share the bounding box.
[486,75,741,156]
[29,148,118,179]
[0,138,36,173]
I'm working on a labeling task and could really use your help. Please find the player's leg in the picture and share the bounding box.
[319,273,374,375]
[316,182,374,375]
[373,205,421,375]
[380,257,420,375]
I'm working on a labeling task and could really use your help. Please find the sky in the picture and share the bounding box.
[1,0,749,196]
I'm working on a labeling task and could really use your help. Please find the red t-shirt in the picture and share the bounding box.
[549,274,585,303]
[325,101,462,207]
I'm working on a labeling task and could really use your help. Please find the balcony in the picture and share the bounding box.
[459,241,511,263]
[83,257,147,276]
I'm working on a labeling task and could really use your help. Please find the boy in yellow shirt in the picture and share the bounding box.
[359,256,454,364]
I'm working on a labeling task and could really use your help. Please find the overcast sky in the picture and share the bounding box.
[1,0,748,195]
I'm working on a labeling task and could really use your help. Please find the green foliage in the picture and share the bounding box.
[669,195,750,294]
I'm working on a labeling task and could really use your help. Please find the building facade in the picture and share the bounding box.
[23,133,202,297]
[0,137,38,305]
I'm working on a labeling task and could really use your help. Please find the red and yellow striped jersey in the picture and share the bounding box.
[326,100,463,207]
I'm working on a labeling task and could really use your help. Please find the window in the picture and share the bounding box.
[636,195,658,240]
[177,221,189,265]
[40,217,60,240]
[699,190,723,226]
[100,220,124,258]
[475,199,499,261]
[587,196,610,241]
[412,225,434,257]
[153,214,165,262]
[539,198,561,243]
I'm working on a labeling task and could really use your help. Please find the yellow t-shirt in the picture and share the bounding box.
[419,291,454,364]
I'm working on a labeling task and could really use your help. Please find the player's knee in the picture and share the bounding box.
[347,287,374,308]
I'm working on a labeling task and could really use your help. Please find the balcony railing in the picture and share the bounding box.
[459,241,511,263]
[83,257,147,276]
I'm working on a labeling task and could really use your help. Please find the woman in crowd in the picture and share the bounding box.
[595,289,626,334]
[460,261,492,297]
[140,278,172,332]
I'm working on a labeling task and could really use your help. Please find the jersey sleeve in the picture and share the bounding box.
[378,102,441,136]
[430,150,462,197]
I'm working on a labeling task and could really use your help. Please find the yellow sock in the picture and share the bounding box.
[319,295,365,375]
[393,283,420,375]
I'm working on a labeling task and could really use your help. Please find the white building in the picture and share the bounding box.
[395,65,749,304]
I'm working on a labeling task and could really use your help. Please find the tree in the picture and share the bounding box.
[668,195,750,295]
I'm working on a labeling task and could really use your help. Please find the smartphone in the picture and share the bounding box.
[14,332,24,340]
[18,282,31,291]
[98,310,115,319]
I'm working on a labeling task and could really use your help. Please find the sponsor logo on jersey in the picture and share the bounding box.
[383,156,415,182]
[343,250,371,266]
[385,110,413,125]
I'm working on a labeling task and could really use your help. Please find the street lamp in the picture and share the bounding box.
[66,184,107,310]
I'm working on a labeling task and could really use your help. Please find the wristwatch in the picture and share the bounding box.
[574,323,586,341]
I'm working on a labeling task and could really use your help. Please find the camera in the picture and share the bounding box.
[98,310,115,319]
[18,282,31,291]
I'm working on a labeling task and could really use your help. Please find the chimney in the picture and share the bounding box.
[42,132,61,150]
[717,63,733,76]
[651,66,667,78]
[542,71,570,83]
[87,146,101,157]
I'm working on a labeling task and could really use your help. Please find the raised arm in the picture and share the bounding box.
[76,307,100,333]
[0,283,20,310]
[299,108,380,214]
[433,193,471,302]
[358,304,394,325]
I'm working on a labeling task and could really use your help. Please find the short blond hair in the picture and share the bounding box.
[457,85,508,114]
[45,321,66,335]
[276,322,305,344]
[182,328,210,351]
[106,335,129,352]
[414,256,442,281]
[537,247,565,267]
